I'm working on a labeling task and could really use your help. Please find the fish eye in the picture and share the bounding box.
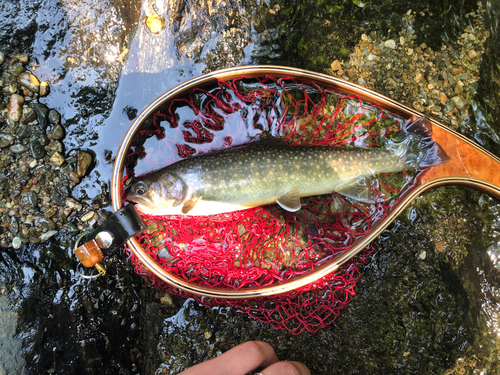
[135,182,146,195]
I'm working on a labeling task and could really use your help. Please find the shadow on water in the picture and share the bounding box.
[0,0,499,373]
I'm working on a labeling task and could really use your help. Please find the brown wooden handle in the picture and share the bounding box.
[417,123,500,199]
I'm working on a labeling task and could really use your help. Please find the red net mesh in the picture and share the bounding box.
[123,76,417,334]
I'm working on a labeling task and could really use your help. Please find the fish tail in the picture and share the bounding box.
[398,117,451,169]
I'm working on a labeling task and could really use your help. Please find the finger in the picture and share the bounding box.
[258,361,311,375]
[179,341,279,375]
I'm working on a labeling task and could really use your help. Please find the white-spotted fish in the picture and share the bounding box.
[126,118,449,216]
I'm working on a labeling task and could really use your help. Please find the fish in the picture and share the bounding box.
[126,118,450,216]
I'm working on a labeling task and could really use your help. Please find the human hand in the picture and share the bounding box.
[178,341,310,375]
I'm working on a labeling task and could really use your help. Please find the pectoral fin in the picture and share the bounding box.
[335,177,382,204]
[276,187,301,212]
[182,197,201,214]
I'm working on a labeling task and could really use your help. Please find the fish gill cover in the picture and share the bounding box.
[123,75,422,334]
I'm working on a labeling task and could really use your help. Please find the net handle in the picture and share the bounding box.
[111,65,500,299]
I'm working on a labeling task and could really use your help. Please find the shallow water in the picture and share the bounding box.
[0,0,500,373]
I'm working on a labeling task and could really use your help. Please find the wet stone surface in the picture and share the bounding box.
[0,0,499,374]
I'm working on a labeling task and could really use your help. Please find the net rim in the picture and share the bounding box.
[111,65,484,299]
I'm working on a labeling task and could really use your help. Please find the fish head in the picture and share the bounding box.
[125,172,186,215]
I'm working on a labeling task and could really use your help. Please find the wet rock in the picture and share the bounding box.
[66,198,83,211]
[451,96,467,110]
[331,60,342,71]
[81,211,96,222]
[48,109,60,125]
[17,72,40,93]
[28,190,38,207]
[38,134,50,147]
[49,152,65,167]
[10,144,28,154]
[439,92,448,105]
[63,222,79,233]
[10,217,18,234]
[12,236,22,249]
[60,163,73,174]
[0,52,5,64]
[384,39,396,49]
[8,94,24,122]
[50,124,64,140]
[40,230,57,242]
[20,107,36,124]
[31,102,49,130]
[30,140,45,159]
[39,217,56,230]
[468,50,478,59]
[0,133,14,148]
[47,140,63,153]
[16,54,29,64]
[443,101,455,113]
[76,150,93,177]
[9,63,25,77]
[39,81,50,96]
[17,125,32,139]
[68,171,80,184]
[43,206,58,218]
[51,192,66,206]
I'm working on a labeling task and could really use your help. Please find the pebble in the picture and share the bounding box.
[10,144,29,154]
[39,81,50,96]
[76,150,93,177]
[10,217,19,234]
[41,230,58,242]
[68,171,80,184]
[384,39,396,49]
[16,54,29,64]
[32,102,49,130]
[7,94,25,122]
[80,211,96,222]
[44,206,58,218]
[160,293,174,307]
[330,60,342,71]
[9,64,25,77]
[17,126,31,140]
[20,108,36,124]
[28,191,38,207]
[39,217,56,230]
[48,110,61,125]
[0,52,5,64]
[66,198,83,211]
[468,50,478,59]
[439,92,448,105]
[357,77,366,86]
[443,101,455,113]
[12,237,22,249]
[51,192,67,206]
[414,73,423,83]
[0,133,14,148]
[451,96,467,110]
[17,72,40,93]
[47,140,63,153]
[50,124,64,140]
[30,140,46,159]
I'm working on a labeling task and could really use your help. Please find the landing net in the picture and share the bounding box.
[123,75,417,334]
